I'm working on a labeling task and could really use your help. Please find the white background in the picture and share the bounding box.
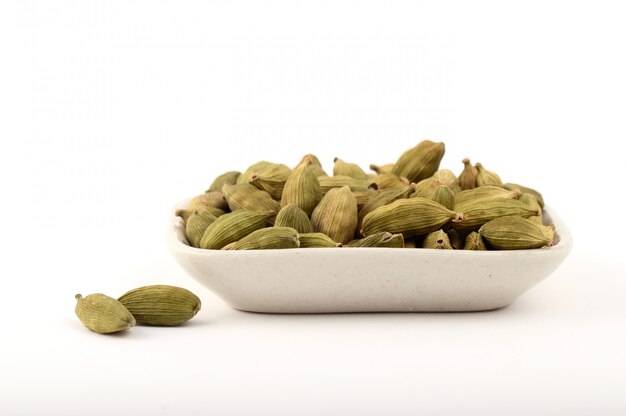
[1,1,625,415]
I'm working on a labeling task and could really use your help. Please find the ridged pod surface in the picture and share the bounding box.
[391,140,445,183]
[224,227,300,250]
[311,186,358,244]
[298,233,342,248]
[346,232,404,248]
[479,216,554,250]
[422,229,453,249]
[281,158,322,216]
[361,197,459,238]
[118,285,201,326]
[453,198,539,231]
[274,204,314,233]
[199,210,273,249]
[75,293,135,334]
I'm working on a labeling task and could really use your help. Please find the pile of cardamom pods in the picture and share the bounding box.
[176,140,556,251]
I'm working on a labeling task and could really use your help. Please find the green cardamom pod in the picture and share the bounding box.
[428,185,455,211]
[410,177,442,198]
[455,186,521,210]
[453,198,539,231]
[333,157,368,180]
[274,204,314,233]
[223,227,300,250]
[311,185,358,244]
[502,183,544,208]
[318,175,378,193]
[458,158,478,191]
[207,171,241,192]
[75,293,135,334]
[175,209,194,224]
[361,197,461,238]
[188,192,229,212]
[298,232,342,248]
[185,210,217,247]
[250,163,292,200]
[391,140,445,183]
[118,285,201,326]
[346,232,404,248]
[358,185,415,234]
[298,154,328,177]
[369,163,395,174]
[237,161,273,184]
[371,173,410,190]
[199,210,273,249]
[463,231,487,250]
[422,229,453,249]
[432,169,462,193]
[222,183,281,215]
[519,193,542,217]
[479,216,554,250]
[281,158,323,216]
[475,163,503,186]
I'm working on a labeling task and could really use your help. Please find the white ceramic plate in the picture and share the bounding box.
[168,201,572,313]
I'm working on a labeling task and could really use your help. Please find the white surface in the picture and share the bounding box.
[170,203,572,313]
[1,1,626,415]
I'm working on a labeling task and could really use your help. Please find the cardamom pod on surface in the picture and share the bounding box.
[118,285,201,326]
[75,293,135,334]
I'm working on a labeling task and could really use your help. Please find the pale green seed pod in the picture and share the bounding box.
[222,183,281,215]
[281,158,323,217]
[346,232,404,248]
[318,175,378,193]
[223,227,300,250]
[458,158,477,191]
[519,193,542,218]
[463,231,487,250]
[428,185,455,211]
[188,192,229,212]
[410,177,442,198]
[298,154,328,177]
[75,293,135,334]
[479,216,554,250]
[475,163,502,186]
[455,186,521,210]
[118,285,201,326]
[311,185,358,244]
[333,157,368,180]
[199,210,273,249]
[237,161,273,184]
[185,210,217,247]
[361,197,460,238]
[432,169,461,193]
[422,229,453,249]
[175,209,194,224]
[298,232,342,248]
[371,173,410,190]
[250,163,292,200]
[274,204,314,233]
[391,140,445,183]
[369,163,395,174]
[453,198,539,231]
[502,183,545,208]
[358,185,415,234]
[207,171,241,192]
